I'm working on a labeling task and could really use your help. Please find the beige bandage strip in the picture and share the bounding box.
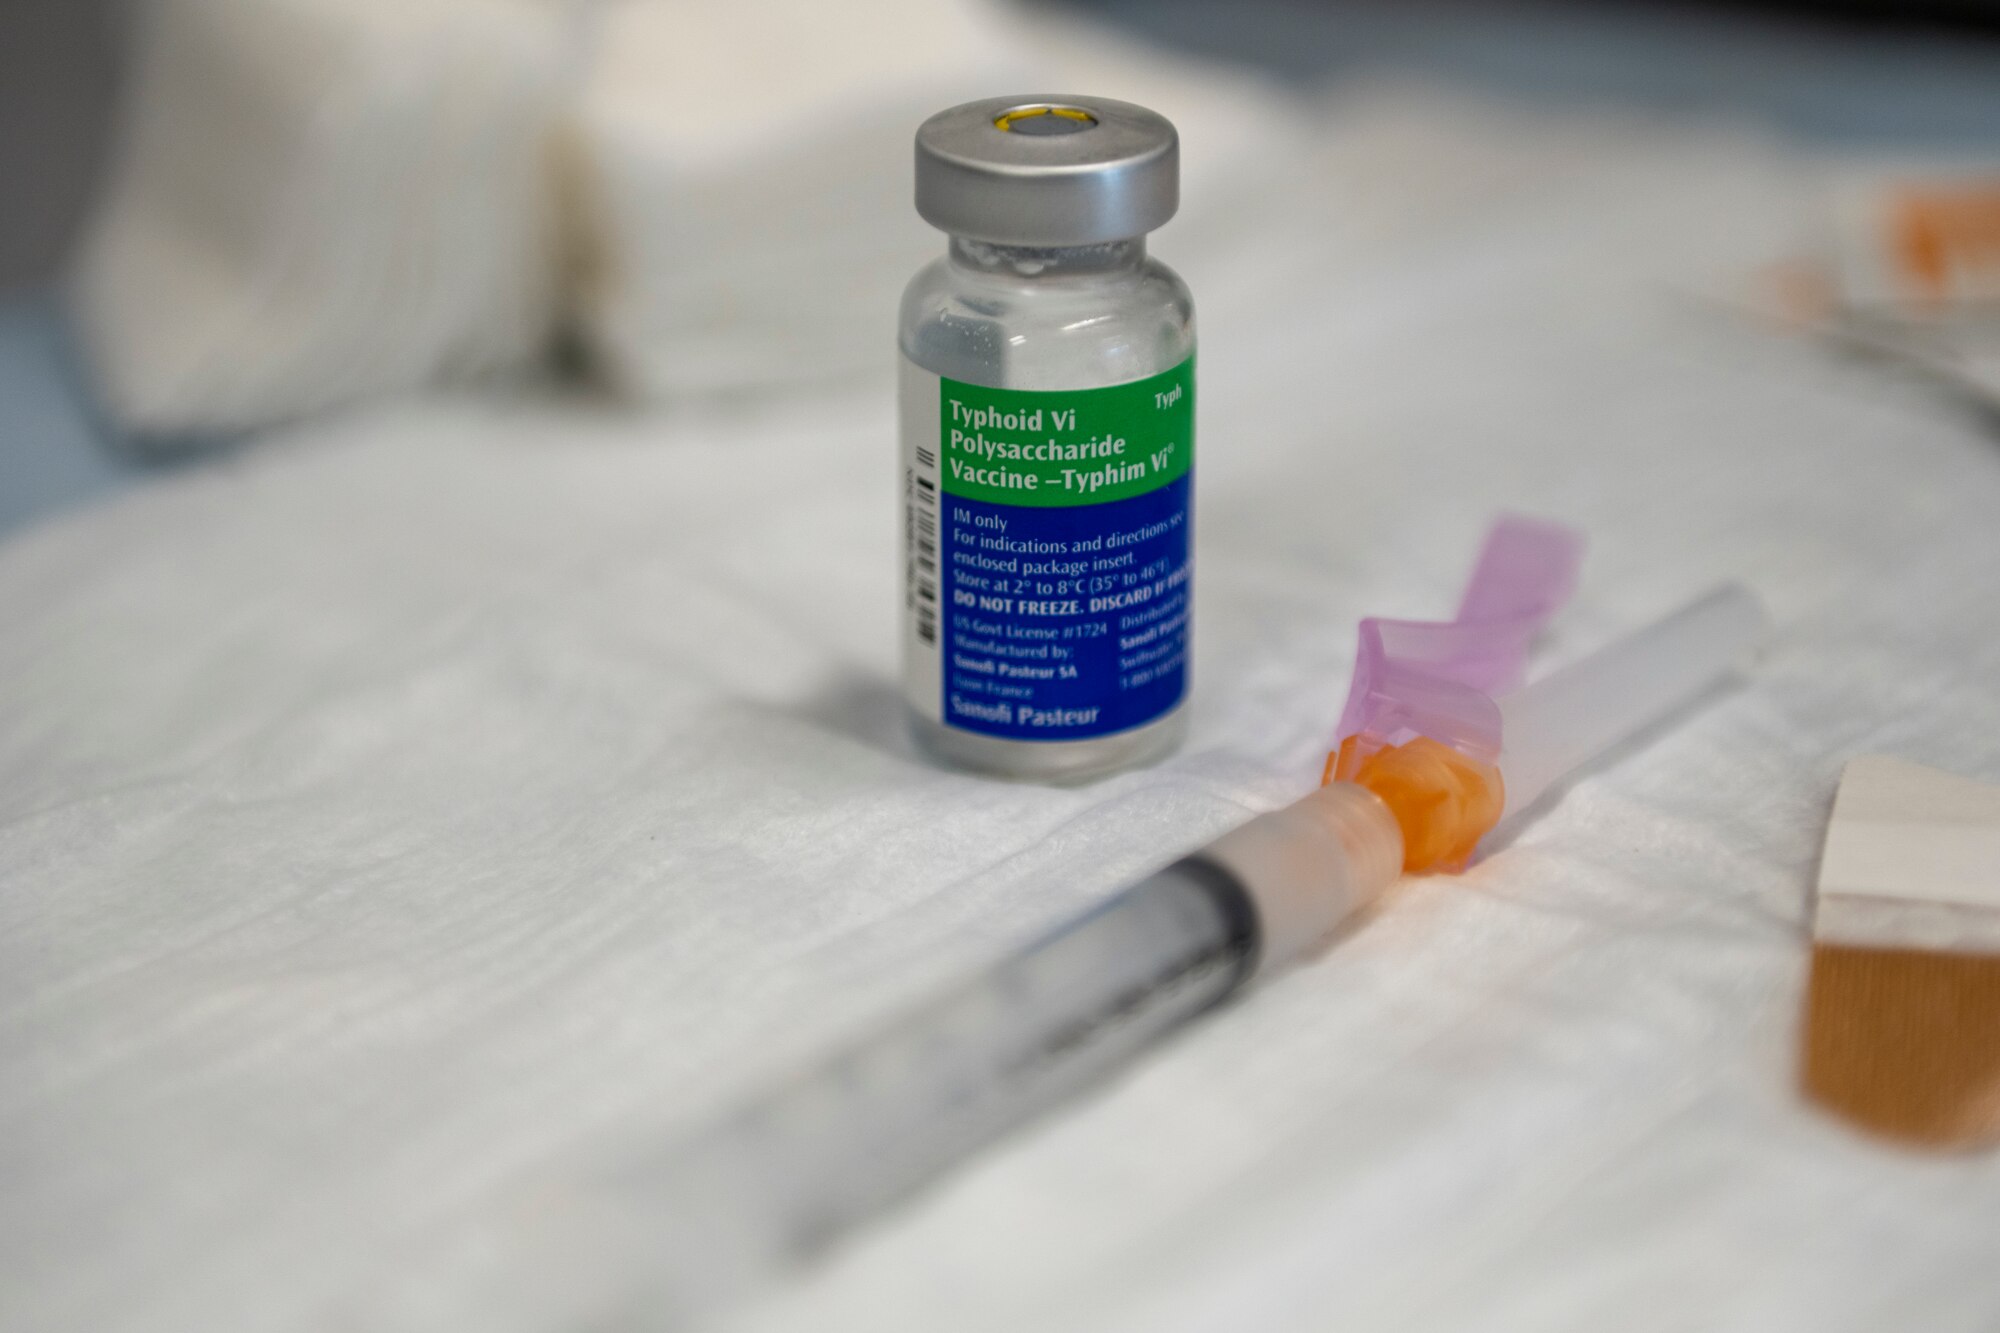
[1803,756,2000,1150]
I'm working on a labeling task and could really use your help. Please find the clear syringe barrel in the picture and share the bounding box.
[1494,583,1771,818]
[491,859,1263,1327]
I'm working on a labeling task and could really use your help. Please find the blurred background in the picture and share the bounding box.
[4,0,2000,536]
[7,0,2000,291]
[6,6,2000,1330]
[4,0,1996,284]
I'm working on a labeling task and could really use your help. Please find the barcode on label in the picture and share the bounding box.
[907,466,940,645]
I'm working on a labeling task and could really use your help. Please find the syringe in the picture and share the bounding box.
[482,561,1769,1329]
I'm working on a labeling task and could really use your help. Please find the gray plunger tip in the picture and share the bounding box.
[914,95,1179,247]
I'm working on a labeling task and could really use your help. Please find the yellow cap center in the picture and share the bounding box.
[993,105,1098,135]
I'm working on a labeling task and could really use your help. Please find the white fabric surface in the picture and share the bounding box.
[569,0,1021,400]
[8,83,2000,1332]
[72,0,580,437]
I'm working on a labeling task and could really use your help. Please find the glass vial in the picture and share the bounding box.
[900,96,1196,782]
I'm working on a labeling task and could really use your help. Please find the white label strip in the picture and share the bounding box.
[1815,755,2000,952]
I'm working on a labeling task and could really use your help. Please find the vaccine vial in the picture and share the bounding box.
[900,96,1195,781]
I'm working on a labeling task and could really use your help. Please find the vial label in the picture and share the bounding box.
[902,355,1194,741]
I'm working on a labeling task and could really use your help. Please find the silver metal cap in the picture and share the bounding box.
[914,95,1179,247]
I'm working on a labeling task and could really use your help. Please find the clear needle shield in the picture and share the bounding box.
[1324,517,1769,872]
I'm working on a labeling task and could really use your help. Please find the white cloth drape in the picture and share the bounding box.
[15,69,2000,1333]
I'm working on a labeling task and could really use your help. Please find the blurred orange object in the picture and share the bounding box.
[1890,184,2000,306]
[1804,943,2000,1151]
[1803,756,2000,1152]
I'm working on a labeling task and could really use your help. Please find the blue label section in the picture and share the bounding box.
[941,476,1190,740]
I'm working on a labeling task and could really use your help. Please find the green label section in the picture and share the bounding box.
[939,357,1193,508]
